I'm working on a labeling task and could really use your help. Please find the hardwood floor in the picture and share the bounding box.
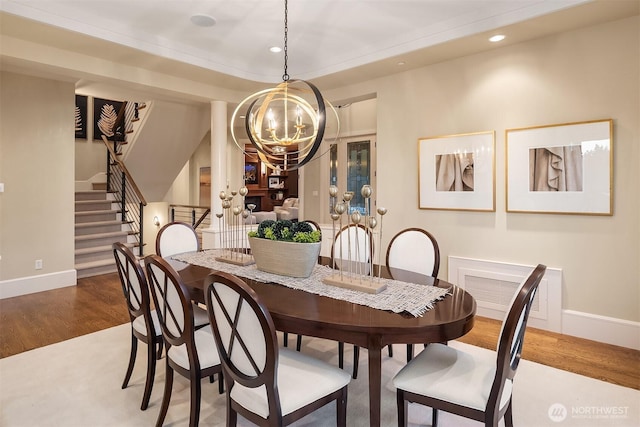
[1,272,638,390]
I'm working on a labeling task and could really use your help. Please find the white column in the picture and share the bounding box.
[210,100,227,231]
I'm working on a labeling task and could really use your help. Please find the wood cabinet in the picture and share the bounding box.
[244,146,297,211]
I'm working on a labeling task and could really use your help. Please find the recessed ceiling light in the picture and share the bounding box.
[269,46,282,53]
[190,14,216,27]
[397,61,406,66]
[489,34,506,43]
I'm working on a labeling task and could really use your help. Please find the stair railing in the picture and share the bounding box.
[102,135,147,256]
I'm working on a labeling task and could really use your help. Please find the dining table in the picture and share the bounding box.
[170,252,476,427]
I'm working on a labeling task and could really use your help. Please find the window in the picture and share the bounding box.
[328,135,376,217]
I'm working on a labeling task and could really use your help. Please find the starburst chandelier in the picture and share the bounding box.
[231,0,339,171]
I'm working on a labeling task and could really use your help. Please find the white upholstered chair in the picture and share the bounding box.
[204,271,351,426]
[145,255,224,427]
[155,221,199,257]
[113,242,163,411]
[385,227,440,361]
[386,227,440,281]
[155,221,210,329]
[331,223,373,379]
[393,264,547,427]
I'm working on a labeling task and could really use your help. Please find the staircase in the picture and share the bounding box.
[74,186,137,278]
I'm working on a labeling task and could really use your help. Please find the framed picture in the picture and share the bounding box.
[93,97,125,141]
[268,176,280,189]
[506,119,613,215]
[244,162,258,185]
[75,95,87,139]
[418,131,495,211]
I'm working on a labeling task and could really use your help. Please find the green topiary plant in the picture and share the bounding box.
[249,220,320,243]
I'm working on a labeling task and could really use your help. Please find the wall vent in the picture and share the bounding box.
[448,257,562,332]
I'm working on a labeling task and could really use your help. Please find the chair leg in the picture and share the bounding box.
[337,386,348,427]
[227,400,238,427]
[504,401,514,427]
[218,372,224,394]
[387,344,393,357]
[406,344,414,362]
[296,334,302,352]
[155,362,173,427]
[122,334,137,389]
[283,332,289,347]
[432,408,438,427]
[338,342,344,369]
[352,345,359,379]
[141,338,157,410]
[188,372,201,427]
[396,390,408,427]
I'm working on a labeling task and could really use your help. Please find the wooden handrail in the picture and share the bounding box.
[101,135,147,206]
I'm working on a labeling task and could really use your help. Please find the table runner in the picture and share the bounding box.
[173,250,450,317]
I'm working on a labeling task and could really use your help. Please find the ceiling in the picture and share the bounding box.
[0,0,638,95]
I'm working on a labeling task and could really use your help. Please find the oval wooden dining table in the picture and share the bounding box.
[175,260,476,427]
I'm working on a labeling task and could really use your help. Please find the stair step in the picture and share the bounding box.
[75,221,126,236]
[76,209,120,216]
[75,190,108,201]
[75,259,118,279]
[75,220,124,229]
[75,210,120,224]
[75,200,114,212]
[75,242,136,255]
[76,230,133,240]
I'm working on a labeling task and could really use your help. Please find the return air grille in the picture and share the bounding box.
[448,256,562,332]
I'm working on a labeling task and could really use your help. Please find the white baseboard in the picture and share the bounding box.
[0,270,77,299]
[561,310,639,350]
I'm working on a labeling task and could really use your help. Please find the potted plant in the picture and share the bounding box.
[248,220,321,278]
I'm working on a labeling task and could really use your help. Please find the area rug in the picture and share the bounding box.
[0,324,637,426]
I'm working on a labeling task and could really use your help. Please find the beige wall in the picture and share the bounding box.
[0,72,75,280]
[323,16,640,322]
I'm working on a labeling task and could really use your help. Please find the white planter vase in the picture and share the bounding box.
[248,237,321,278]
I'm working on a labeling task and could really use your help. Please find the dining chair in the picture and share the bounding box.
[331,223,373,379]
[393,264,547,427]
[156,221,200,257]
[155,221,210,329]
[385,227,440,361]
[204,271,351,427]
[112,242,163,411]
[282,220,321,352]
[144,254,224,427]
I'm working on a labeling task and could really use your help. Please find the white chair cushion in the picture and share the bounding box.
[132,309,162,338]
[230,347,351,419]
[167,327,220,370]
[392,343,512,412]
[192,303,210,328]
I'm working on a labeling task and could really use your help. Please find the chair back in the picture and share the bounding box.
[488,264,546,420]
[156,221,200,257]
[113,243,155,335]
[145,255,197,353]
[204,272,281,412]
[386,228,440,280]
[331,223,374,274]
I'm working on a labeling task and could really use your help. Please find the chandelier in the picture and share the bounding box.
[231,0,338,172]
